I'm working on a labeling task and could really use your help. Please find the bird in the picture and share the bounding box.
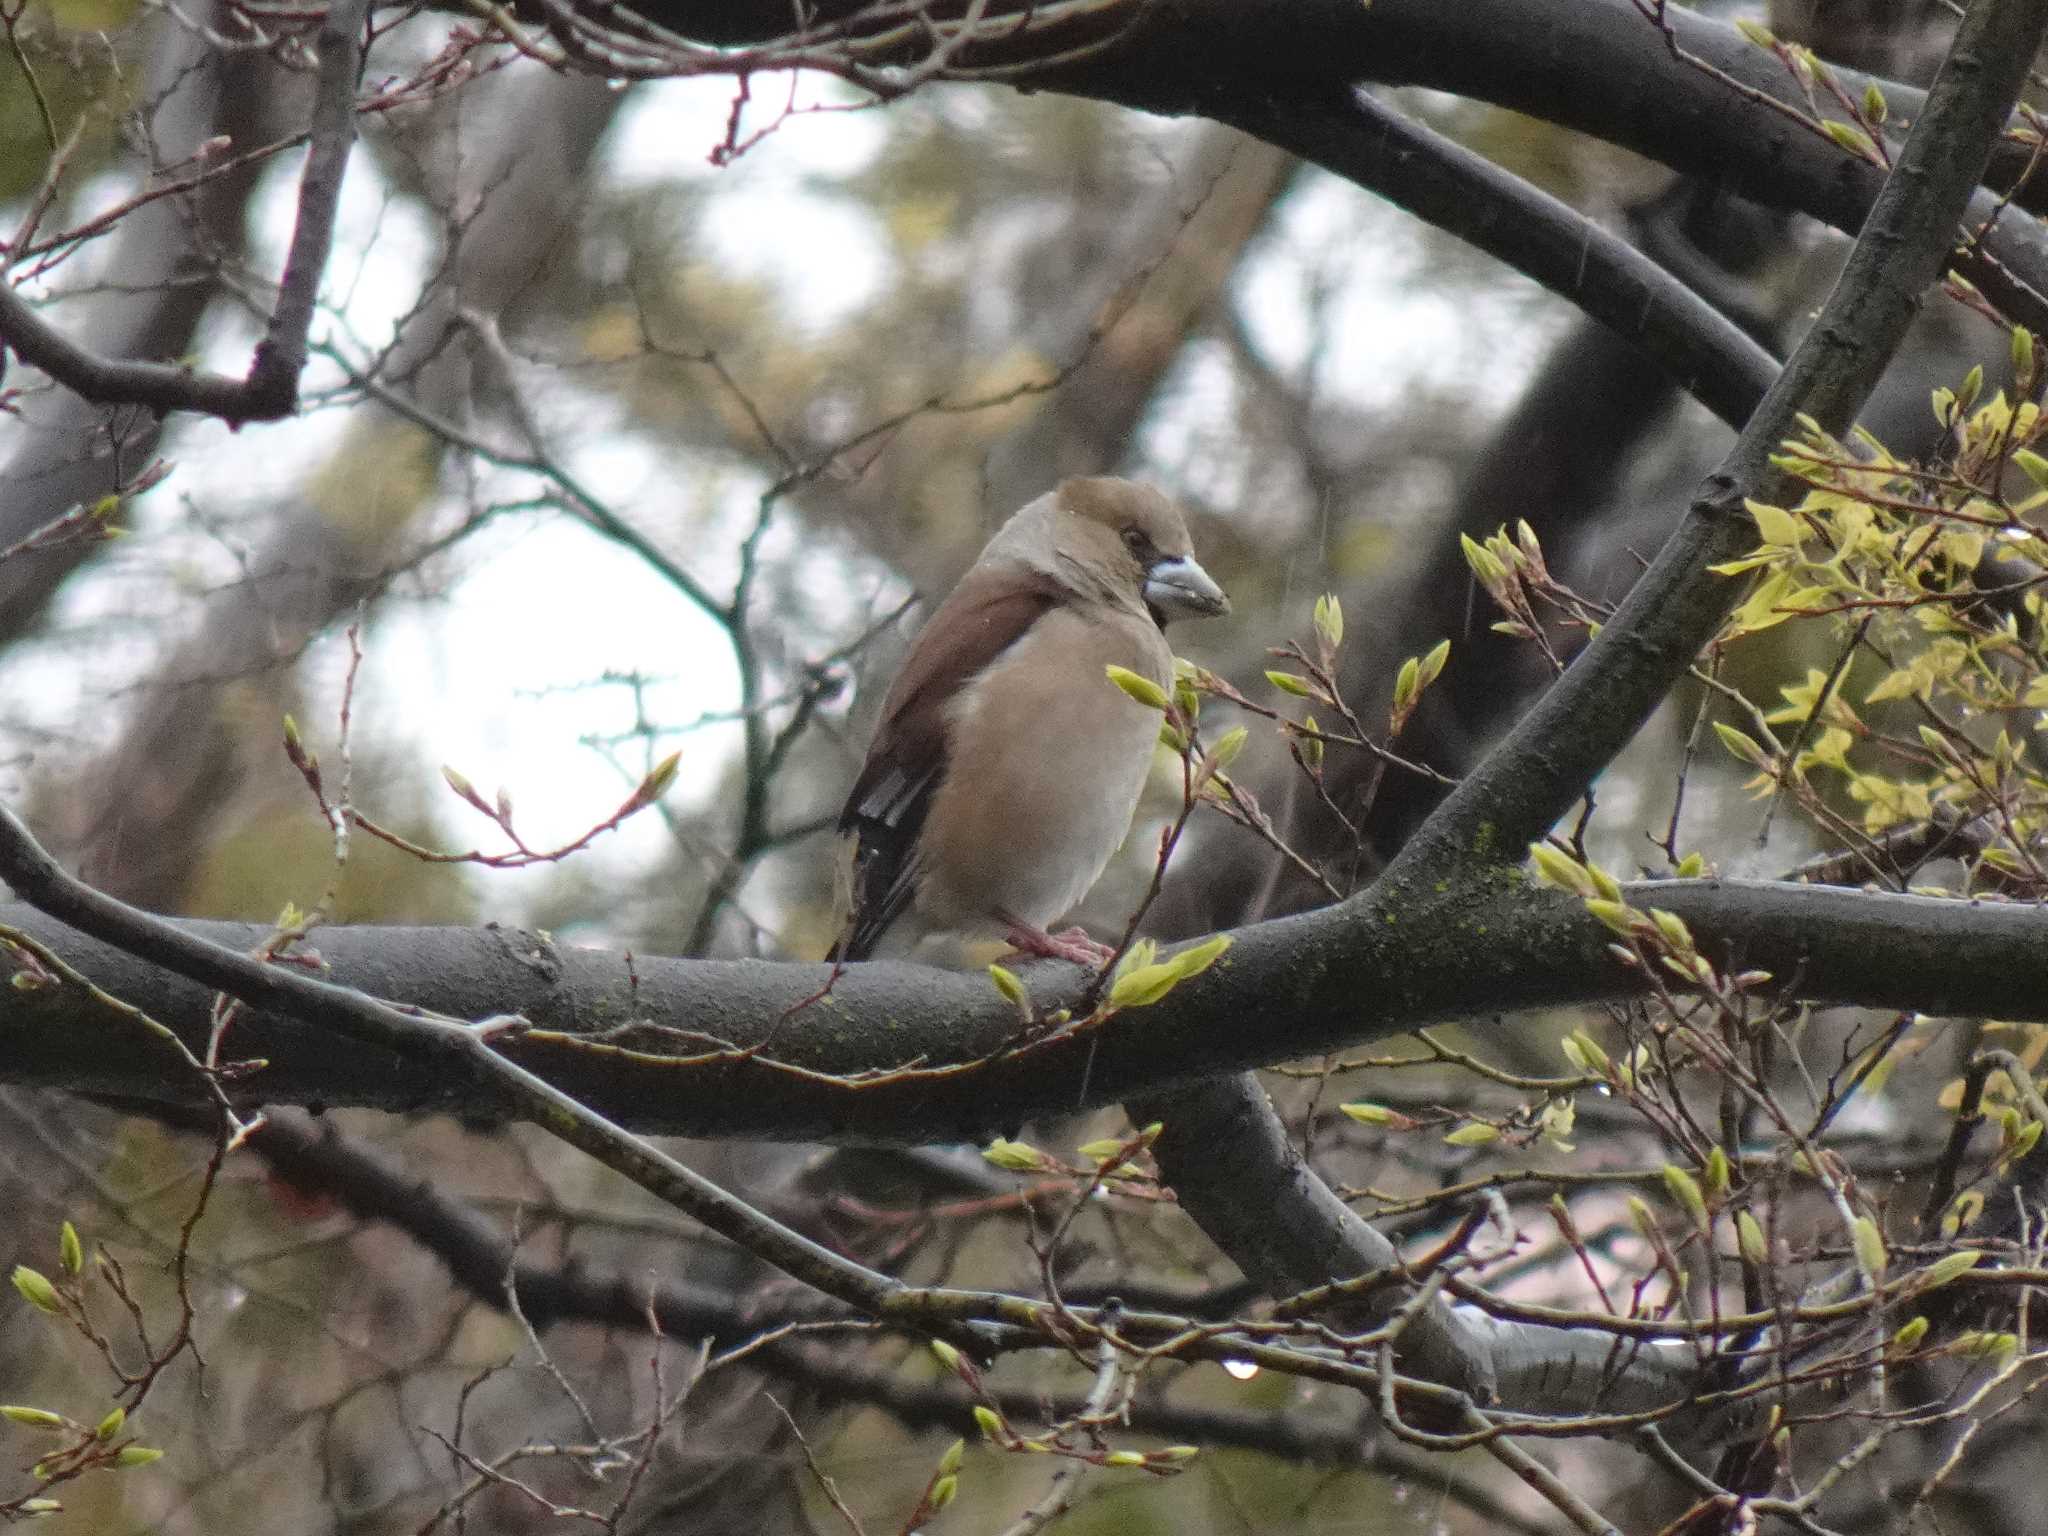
[832,476,1229,968]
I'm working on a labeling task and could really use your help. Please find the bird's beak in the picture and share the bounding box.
[1143,556,1230,618]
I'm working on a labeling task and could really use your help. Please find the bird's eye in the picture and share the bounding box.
[1121,527,1146,553]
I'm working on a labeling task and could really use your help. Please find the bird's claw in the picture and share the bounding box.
[1000,920,1116,968]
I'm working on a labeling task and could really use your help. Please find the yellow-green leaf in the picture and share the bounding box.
[1746,499,1804,548]
[1107,963,1180,1010]
[1166,934,1232,981]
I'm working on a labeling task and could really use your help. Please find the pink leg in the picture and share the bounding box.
[998,913,1116,968]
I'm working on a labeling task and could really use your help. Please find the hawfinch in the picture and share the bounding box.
[834,477,1229,967]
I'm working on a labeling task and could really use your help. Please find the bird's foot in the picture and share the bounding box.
[1000,919,1115,968]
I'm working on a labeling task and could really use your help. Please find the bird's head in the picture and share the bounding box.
[1045,476,1231,628]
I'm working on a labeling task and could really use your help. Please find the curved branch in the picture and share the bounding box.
[615,0,2048,339]
[1220,89,1779,434]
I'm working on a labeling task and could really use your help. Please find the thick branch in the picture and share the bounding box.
[1222,90,1779,434]
[4,874,2045,1139]
[612,0,2048,338]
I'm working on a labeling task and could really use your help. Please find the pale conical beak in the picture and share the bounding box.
[1143,556,1230,619]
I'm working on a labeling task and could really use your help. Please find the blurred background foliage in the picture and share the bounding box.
[0,0,2025,1529]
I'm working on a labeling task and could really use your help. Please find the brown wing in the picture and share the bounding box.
[833,566,1062,960]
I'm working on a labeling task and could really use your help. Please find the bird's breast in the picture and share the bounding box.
[916,604,1172,932]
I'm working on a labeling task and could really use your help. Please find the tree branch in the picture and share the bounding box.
[0,0,370,420]
[1381,0,2048,883]
[7,869,2048,1139]
[1221,89,1779,434]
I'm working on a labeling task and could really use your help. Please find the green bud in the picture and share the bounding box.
[1891,1315,1929,1352]
[972,1405,1003,1441]
[1105,1450,1147,1467]
[95,1406,124,1441]
[1528,841,1593,896]
[981,1139,1042,1173]
[1714,722,1770,767]
[1821,120,1877,161]
[1298,715,1323,769]
[1341,1102,1395,1125]
[11,1267,60,1315]
[56,1224,80,1278]
[1264,670,1314,699]
[638,752,681,805]
[929,1339,962,1371]
[1704,1146,1731,1200]
[1107,963,1179,1010]
[2014,326,2037,380]
[1443,1122,1499,1147]
[1460,533,1507,587]
[1207,725,1248,773]
[987,965,1028,1009]
[1851,1216,1888,1278]
[0,1407,64,1428]
[1662,1165,1710,1231]
[929,1474,958,1510]
[937,1437,965,1477]
[113,1446,163,1468]
[1649,909,1695,955]
[1921,1249,1984,1289]
[1960,363,1985,411]
[1393,654,1420,714]
[1105,664,1169,710]
[1584,898,1635,935]
[1627,1196,1659,1241]
[1312,593,1344,650]
[1736,1211,1768,1266]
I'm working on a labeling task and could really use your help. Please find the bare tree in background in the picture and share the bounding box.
[10,1,2048,1532]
